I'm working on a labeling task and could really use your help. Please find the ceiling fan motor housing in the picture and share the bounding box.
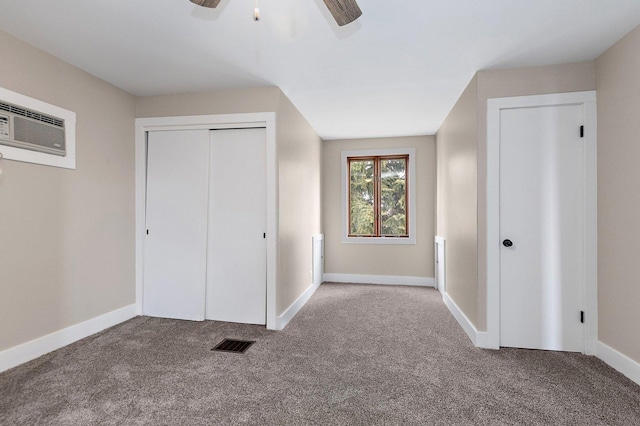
[189,0,362,26]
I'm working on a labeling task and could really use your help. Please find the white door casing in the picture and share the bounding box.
[486,91,597,353]
[312,234,324,287]
[435,236,446,295]
[143,129,210,321]
[499,104,585,352]
[135,113,278,329]
[206,128,267,325]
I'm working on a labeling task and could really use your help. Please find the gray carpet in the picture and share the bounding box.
[1,283,639,425]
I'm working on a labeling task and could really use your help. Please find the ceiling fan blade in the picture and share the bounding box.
[322,0,362,26]
[189,0,222,8]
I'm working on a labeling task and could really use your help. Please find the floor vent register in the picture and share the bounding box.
[211,339,255,354]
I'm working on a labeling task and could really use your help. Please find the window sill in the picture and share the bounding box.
[341,236,416,245]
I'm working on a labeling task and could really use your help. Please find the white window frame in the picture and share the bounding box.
[341,148,416,245]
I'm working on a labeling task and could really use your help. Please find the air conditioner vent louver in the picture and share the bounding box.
[0,99,66,156]
[0,101,64,128]
[0,87,75,168]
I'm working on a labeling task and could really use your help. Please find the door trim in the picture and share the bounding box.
[486,91,597,353]
[434,236,446,295]
[135,113,278,330]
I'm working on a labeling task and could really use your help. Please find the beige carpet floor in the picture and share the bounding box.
[1,283,639,425]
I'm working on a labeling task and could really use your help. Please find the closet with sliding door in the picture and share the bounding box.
[142,127,267,325]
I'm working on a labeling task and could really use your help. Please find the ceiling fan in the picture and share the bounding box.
[189,0,362,27]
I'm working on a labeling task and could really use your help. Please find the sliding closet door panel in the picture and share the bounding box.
[206,128,267,325]
[144,130,210,321]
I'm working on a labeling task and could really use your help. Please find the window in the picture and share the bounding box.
[342,148,416,244]
[348,155,408,237]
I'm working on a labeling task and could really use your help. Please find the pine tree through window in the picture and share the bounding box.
[348,155,408,237]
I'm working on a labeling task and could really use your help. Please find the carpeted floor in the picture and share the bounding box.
[1,283,639,425]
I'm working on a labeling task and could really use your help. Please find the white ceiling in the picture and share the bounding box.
[1,1,640,140]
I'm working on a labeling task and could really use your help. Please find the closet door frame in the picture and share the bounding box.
[135,113,278,330]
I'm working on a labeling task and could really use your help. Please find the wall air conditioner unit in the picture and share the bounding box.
[0,100,66,156]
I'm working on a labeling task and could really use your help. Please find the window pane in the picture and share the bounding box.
[349,159,375,235]
[380,158,407,236]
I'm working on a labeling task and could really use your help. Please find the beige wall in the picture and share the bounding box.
[323,136,435,278]
[436,63,595,330]
[0,31,136,351]
[0,35,322,350]
[135,87,281,118]
[276,93,323,314]
[435,75,479,327]
[595,25,640,363]
[137,87,322,317]
[475,62,596,329]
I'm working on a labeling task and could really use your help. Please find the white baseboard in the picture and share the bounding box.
[596,341,640,386]
[0,304,137,373]
[276,281,321,330]
[323,273,435,287]
[442,292,494,349]
[475,331,493,349]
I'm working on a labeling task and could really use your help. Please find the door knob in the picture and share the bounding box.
[503,239,513,247]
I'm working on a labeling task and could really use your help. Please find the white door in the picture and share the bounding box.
[143,130,210,321]
[499,104,585,352]
[206,128,267,325]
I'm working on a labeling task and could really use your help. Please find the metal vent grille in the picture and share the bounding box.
[211,339,255,354]
[13,116,66,154]
[0,101,64,128]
